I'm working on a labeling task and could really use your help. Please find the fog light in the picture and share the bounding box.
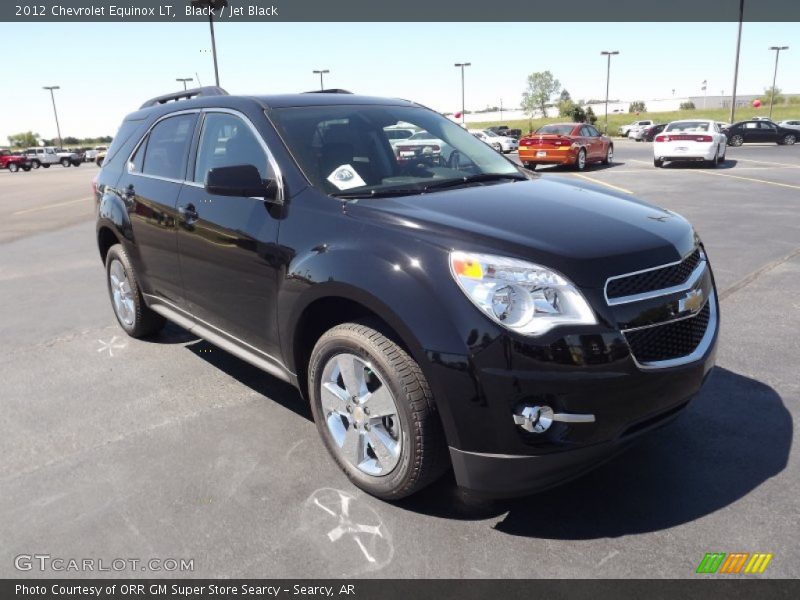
[513,405,596,434]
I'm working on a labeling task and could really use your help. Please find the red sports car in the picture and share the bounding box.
[518,123,614,171]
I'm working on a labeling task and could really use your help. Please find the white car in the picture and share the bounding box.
[468,129,519,153]
[778,120,800,130]
[619,120,653,137]
[393,131,455,164]
[653,119,727,168]
[383,127,416,148]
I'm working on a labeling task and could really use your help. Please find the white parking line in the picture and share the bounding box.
[12,198,89,216]
[732,157,800,169]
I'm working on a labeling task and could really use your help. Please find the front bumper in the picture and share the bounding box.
[430,258,719,497]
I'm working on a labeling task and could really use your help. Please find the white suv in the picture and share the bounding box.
[24,146,59,169]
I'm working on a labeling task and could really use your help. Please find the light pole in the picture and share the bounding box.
[191,0,227,87]
[600,51,619,134]
[500,98,503,121]
[42,86,62,149]
[176,77,194,90]
[454,62,471,125]
[729,0,744,123]
[768,46,789,119]
[313,69,330,90]
[701,80,707,109]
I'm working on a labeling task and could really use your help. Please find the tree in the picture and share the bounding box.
[629,101,647,113]
[559,89,572,103]
[585,106,598,125]
[7,131,40,148]
[521,71,561,118]
[679,101,696,110]
[558,99,576,117]
[761,86,785,105]
[568,105,587,123]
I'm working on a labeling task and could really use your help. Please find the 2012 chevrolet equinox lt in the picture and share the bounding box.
[94,87,719,499]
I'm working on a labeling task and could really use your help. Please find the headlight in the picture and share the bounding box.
[449,251,597,335]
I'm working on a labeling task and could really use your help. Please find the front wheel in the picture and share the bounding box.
[729,135,744,147]
[783,134,796,146]
[105,244,166,338]
[8,163,19,173]
[603,145,614,165]
[60,158,70,167]
[42,164,50,169]
[31,160,40,169]
[308,321,448,500]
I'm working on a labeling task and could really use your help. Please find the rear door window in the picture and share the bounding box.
[141,114,196,180]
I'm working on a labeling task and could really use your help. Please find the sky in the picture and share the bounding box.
[1,21,798,142]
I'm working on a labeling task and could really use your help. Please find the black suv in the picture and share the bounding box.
[95,87,719,499]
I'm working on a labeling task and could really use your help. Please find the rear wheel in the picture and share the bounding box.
[31,160,40,169]
[42,164,50,169]
[783,134,796,146]
[22,165,31,172]
[60,158,70,167]
[308,321,448,500]
[654,158,664,168]
[96,157,104,167]
[729,134,744,147]
[8,163,19,173]
[105,244,166,338]
[523,162,536,171]
[492,142,502,152]
[575,148,587,171]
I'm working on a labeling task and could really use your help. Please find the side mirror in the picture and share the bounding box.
[205,164,280,202]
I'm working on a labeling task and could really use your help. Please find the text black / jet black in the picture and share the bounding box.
[94,86,718,499]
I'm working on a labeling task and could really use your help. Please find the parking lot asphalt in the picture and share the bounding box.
[1,141,798,578]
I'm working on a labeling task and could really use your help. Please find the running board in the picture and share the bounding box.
[147,297,296,386]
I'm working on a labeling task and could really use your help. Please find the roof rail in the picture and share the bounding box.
[139,86,229,109]
[304,89,354,95]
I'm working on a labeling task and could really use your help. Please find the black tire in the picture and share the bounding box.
[60,158,70,167]
[31,160,40,169]
[523,162,536,171]
[96,158,104,167]
[602,144,614,165]
[729,134,744,147]
[8,163,19,173]
[105,244,166,338]
[42,164,50,169]
[654,158,664,168]
[308,321,448,500]
[22,165,31,172]
[783,134,796,146]
[575,148,587,171]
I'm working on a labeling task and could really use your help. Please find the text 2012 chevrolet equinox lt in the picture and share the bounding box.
[94,87,719,499]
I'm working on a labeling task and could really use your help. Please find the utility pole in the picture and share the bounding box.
[500,98,503,121]
[191,0,227,87]
[313,69,330,90]
[601,51,619,134]
[454,62,471,125]
[729,0,745,123]
[42,86,62,149]
[702,80,707,109]
[768,46,789,119]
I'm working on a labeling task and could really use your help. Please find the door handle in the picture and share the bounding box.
[178,203,198,221]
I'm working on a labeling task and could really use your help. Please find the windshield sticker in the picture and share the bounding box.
[327,164,366,190]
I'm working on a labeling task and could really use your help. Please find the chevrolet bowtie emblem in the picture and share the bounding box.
[679,288,705,314]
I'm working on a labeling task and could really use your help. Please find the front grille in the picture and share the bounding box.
[607,249,702,299]
[624,301,711,364]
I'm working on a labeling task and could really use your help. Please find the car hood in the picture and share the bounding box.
[347,177,697,288]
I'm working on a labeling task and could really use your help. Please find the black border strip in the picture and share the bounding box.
[3,0,800,22]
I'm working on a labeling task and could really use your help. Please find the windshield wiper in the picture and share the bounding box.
[421,172,527,191]
[331,187,427,199]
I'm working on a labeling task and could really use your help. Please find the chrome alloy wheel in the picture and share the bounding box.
[320,353,402,476]
[109,258,136,327]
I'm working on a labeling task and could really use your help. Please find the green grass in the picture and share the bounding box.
[473,105,800,137]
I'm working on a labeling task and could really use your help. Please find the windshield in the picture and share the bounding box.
[269,104,521,197]
[665,121,710,133]
[535,124,575,136]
